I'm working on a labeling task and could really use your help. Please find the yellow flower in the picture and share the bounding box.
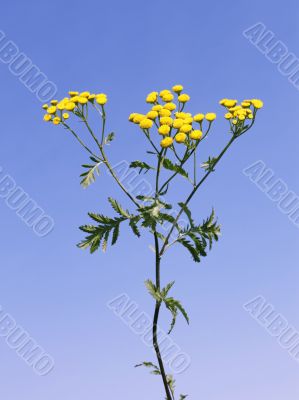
[193,113,205,122]
[147,111,158,119]
[53,117,61,125]
[43,114,52,122]
[162,93,174,102]
[65,102,76,111]
[241,101,251,108]
[70,96,79,103]
[238,114,246,121]
[178,94,190,103]
[63,113,70,119]
[133,114,146,124]
[146,92,158,103]
[205,113,216,121]
[184,117,193,124]
[225,112,233,119]
[164,102,176,111]
[57,100,68,110]
[51,100,58,105]
[175,112,187,119]
[224,99,237,108]
[80,91,90,98]
[180,124,192,133]
[88,94,96,101]
[160,137,173,148]
[42,104,48,110]
[159,109,172,117]
[172,84,183,93]
[152,105,163,111]
[248,114,254,119]
[175,132,187,143]
[47,106,57,114]
[69,91,79,96]
[160,117,173,126]
[129,113,137,122]
[232,119,238,125]
[139,118,153,129]
[96,94,108,105]
[173,119,184,129]
[78,96,88,104]
[251,99,263,109]
[160,89,171,97]
[219,98,228,105]
[158,125,171,136]
[189,130,203,140]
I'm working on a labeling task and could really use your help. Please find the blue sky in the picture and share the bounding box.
[0,0,299,399]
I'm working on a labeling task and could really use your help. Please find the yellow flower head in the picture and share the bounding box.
[47,106,57,114]
[158,125,171,136]
[173,119,184,129]
[147,111,158,120]
[152,104,163,111]
[43,114,52,122]
[180,124,192,133]
[160,117,173,126]
[172,84,183,93]
[225,112,233,119]
[238,114,246,121]
[133,114,146,124]
[96,94,108,105]
[63,113,70,120]
[80,91,90,98]
[88,94,96,101]
[51,100,58,105]
[223,99,237,108]
[184,117,193,124]
[42,104,48,110]
[160,89,171,97]
[159,109,172,117]
[189,130,203,140]
[146,92,158,103]
[219,98,228,105]
[241,101,251,108]
[129,113,137,122]
[251,99,263,109]
[139,118,153,129]
[65,102,76,111]
[163,102,176,111]
[232,119,238,125]
[161,93,174,102]
[205,113,216,122]
[178,94,190,103]
[53,117,61,125]
[78,97,88,104]
[193,113,205,122]
[70,96,79,103]
[175,132,187,143]
[160,137,173,148]
[69,91,79,96]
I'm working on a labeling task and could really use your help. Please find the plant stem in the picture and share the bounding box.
[160,135,236,256]
[153,231,173,400]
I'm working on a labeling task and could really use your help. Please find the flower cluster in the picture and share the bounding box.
[220,98,263,127]
[42,91,108,125]
[128,85,217,148]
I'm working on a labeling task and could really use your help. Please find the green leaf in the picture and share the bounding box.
[130,160,155,174]
[165,297,189,334]
[177,238,201,262]
[162,158,189,179]
[135,361,161,375]
[108,197,130,218]
[178,202,194,227]
[201,156,217,172]
[104,132,115,145]
[80,158,102,188]
[145,279,162,302]
[179,395,188,399]
[161,281,175,298]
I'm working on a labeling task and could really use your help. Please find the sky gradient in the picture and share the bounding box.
[0,1,299,399]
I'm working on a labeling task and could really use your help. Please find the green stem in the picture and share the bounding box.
[159,135,236,256]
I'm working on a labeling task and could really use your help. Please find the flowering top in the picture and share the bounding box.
[129,86,263,149]
[42,91,108,125]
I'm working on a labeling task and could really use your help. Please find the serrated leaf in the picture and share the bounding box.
[162,158,189,179]
[80,159,102,188]
[104,132,115,144]
[130,160,155,174]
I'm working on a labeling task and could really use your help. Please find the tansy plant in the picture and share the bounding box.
[42,86,263,400]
